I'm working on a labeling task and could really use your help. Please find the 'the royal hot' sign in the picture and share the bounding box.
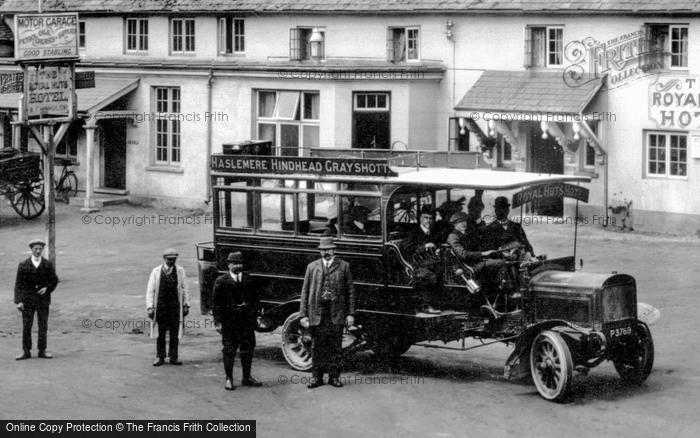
[15,13,79,62]
[512,182,589,208]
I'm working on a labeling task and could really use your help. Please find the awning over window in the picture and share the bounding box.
[0,75,139,114]
[454,70,603,120]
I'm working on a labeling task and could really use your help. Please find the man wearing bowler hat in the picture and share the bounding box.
[486,197,534,257]
[300,237,355,388]
[212,251,262,390]
[146,248,191,366]
[14,238,59,360]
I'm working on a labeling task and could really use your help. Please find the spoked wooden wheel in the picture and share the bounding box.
[530,330,573,401]
[56,172,78,203]
[613,322,654,384]
[281,312,313,371]
[9,177,45,219]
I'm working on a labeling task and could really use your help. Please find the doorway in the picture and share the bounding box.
[101,119,127,190]
[528,127,564,216]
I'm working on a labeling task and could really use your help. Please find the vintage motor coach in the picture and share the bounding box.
[196,146,658,401]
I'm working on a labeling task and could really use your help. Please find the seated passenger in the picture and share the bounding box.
[402,205,443,314]
[447,212,501,279]
[344,206,371,235]
[403,205,442,259]
[435,196,466,243]
[485,197,535,259]
[323,217,338,236]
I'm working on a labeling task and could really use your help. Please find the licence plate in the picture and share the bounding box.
[608,325,633,339]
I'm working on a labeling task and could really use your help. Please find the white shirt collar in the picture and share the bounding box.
[31,256,41,268]
[230,271,241,281]
[323,257,334,268]
[353,220,365,230]
[420,224,430,234]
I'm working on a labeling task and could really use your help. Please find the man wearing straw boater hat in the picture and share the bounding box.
[14,238,59,360]
[299,237,355,389]
[212,251,262,391]
[146,248,191,366]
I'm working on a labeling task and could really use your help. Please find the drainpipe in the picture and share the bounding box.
[578,115,608,225]
[205,68,214,204]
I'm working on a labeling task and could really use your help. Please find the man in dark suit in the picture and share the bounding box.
[212,251,262,391]
[402,205,443,313]
[485,196,535,257]
[299,237,355,388]
[14,238,59,360]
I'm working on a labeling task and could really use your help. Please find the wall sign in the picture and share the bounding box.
[15,13,79,62]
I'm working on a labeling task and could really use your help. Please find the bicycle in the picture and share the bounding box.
[54,157,78,203]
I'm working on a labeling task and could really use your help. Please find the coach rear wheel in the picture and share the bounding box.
[281,312,313,371]
[530,330,573,402]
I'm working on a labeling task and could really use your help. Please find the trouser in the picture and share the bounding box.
[156,310,180,359]
[222,322,256,380]
[22,303,50,352]
[414,267,441,309]
[310,309,344,380]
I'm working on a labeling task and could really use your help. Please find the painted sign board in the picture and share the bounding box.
[14,13,79,62]
[0,71,94,93]
[211,155,398,177]
[24,64,75,120]
[512,182,589,208]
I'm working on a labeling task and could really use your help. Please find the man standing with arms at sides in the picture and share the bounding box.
[146,248,191,366]
[14,239,59,360]
[212,252,262,391]
[300,237,355,388]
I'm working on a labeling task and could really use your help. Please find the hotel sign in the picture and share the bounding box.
[15,13,79,62]
[211,155,398,177]
[24,65,74,119]
[512,183,589,208]
[649,77,700,129]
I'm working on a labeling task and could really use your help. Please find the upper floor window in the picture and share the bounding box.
[126,18,148,52]
[646,131,687,178]
[387,26,420,62]
[290,27,324,61]
[78,20,86,49]
[524,25,563,68]
[171,18,195,54]
[647,24,688,69]
[219,17,245,54]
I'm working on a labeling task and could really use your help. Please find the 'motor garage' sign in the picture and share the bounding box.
[14,13,79,62]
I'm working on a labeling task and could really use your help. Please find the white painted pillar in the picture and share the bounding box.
[81,120,99,212]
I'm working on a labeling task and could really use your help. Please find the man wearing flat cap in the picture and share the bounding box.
[212,251,262,390]
[300,237,355,388]
[485,197,534,257]
[14,238,59,360]
[146,248,191,366]
[447,212,503,282]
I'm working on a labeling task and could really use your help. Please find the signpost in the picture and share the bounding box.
[13,12,81,267]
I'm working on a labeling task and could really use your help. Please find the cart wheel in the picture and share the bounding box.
[56,172,78,203]
[530,330,573,401]
[281,312,313,371]
[9,178,45,219]
[393,200,417,223]
[613,322,654,384]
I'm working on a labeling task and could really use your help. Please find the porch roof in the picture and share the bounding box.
[0,75,139,115]
[454,70,604,118]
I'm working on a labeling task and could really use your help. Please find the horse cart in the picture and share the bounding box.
[0,148,45,219]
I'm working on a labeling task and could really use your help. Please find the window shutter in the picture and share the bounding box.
[290,28,301,61]
[523,26,532,68]
[218,18,225,54]
[386,28,395,62]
